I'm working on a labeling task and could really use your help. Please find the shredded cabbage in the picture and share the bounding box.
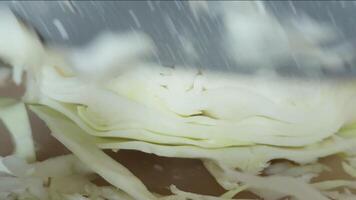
[204,161,329,200]
[0,9,45,85]
[265,162,330,183]
[0,155,137,200]
[342,162,356,178]
[30,104,356,199]
[30,105,156,200]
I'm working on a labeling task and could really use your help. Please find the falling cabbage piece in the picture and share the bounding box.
[0,9,45,85]
[0,98,35,162]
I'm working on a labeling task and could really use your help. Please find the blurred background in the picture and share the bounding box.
[1,1,356,73]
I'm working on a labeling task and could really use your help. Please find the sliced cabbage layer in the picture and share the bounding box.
[30,104,356,199]
[33,98,356,174]
[36,65,356,148]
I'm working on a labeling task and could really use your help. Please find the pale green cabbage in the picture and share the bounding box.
[0,7,356,200]
[36,64,356,148]
[0,154,136,200]
[342,162,356,178]
[30,104,356,199]
[30,105,156,200]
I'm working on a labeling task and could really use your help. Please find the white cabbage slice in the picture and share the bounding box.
[312,180,356,191]
[31,105,252,200]
[0,155,137,200]
[34,98,356,174]
[204,161,329,200]
[160,185,245,200]
[30,104,356,199]
[30,105,157,200]
[342,162,356,178]
[0,99,144,200]
[0,9,45,85]
[323,192,356,200]
[96,134,356,174]
[0,98,35,162]
[36,64,356,148]
[264,162,330,183]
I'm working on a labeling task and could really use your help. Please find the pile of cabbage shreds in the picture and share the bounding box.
[1,9,356,200]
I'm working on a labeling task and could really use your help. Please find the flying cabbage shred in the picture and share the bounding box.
[0,5,356,200]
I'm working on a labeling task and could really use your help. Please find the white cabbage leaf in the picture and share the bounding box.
[30,105,157,200]
[264,162,330,183]
[0,9,45,84]
[204,161,329,200]
[323,190,356,200]
[30,104,356,199]
[95,133,356,174]
[342,162,356,178]
[0,154,138,200]
[312,180,356,191]
[31,105,255,200]
[0,98,35,162]
[33,98,356,174]
[35,64,356,148]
